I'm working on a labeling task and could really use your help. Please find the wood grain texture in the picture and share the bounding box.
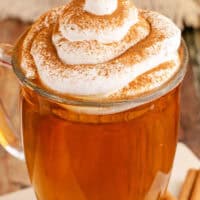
[0,20,30,196]
[184,29,200,98]
[0,19,199,196]
[180,29,200,158]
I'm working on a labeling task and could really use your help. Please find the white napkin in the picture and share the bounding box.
[0,143,199,200]
[169,143,200,196]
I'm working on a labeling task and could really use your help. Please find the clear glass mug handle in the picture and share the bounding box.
[0,43,24,160]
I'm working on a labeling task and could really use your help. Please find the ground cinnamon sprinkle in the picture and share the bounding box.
[60,0,135,30]
[14,0,181,101]
[108,60,180,101]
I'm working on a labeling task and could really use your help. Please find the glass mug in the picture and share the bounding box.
[0,38,188,200]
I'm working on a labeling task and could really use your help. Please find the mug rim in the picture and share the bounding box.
[12,39,189,108]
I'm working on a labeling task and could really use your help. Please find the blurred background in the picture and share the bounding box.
[0,0,199,196]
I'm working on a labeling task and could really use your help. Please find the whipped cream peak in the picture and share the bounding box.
[58,0,138,43]
[17,0,182,104]
[84,0,118,15]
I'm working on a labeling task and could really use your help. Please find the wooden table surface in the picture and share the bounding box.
[0,19,199,195]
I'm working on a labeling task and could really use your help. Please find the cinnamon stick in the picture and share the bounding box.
[178,169,198,200]
[164,192,177,200]
[191,170,200,200]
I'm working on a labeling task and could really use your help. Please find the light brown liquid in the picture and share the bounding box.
[22,86,180,200]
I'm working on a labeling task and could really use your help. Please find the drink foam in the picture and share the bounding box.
[16,0,182,108]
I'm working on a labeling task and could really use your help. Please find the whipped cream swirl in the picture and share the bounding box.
[18,0,181,99]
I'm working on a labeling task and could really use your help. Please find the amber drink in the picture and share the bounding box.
[10,0,187,200]
[22,86,180,200]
